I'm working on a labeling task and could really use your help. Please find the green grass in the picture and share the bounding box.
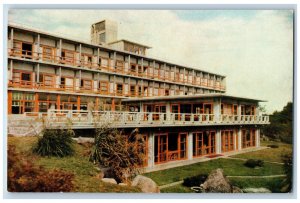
[144,158,284,186]
[8,136,140,192]
[230,141,292,163]
[160,177,285,193]
[228,177,285,193]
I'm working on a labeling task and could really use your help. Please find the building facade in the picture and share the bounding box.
[7,20,269,171]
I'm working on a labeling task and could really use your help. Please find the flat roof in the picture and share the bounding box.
[122,93,267,103]
[108,39,152,49]
[8,22,226,78]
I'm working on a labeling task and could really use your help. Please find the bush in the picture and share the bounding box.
[267,144,279,148]
[281,152,292,192]
[244,159,264,168]
[183,174,208,187]
[33,129,74,157]
[8,144,75,192]
[89,127,145,183]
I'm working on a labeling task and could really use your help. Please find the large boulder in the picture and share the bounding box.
[202,169,233,193]
[102,178,117,185]
[243,188,271,193]
[131,175,160,193]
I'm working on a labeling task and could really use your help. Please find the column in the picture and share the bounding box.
[256,128,260,147]
[77,96,80,111]
[37,34,40,61]
[213,98,221,122]
[233,130,237,151]
[8,90,12,114]
[147,133,155,168]
[36,63,40,84]
[10,28,14,52]
[216,129,221,154]
[10,60,13,80]
[57,95,61,110]
[111,98,115,111]
[238,128,242,150]
[188,132,193,160]
[34,93,39,112]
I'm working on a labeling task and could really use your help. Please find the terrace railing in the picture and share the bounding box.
[37,110,270,128]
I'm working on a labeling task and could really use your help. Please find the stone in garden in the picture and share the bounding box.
[232,186,243,193]
[102,178,117,184]
[131,175,160,193]
[202,168,232,193]
[243,188,272,193]
[118,183,127,186]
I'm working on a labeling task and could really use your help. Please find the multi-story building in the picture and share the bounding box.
[7,20,269,171]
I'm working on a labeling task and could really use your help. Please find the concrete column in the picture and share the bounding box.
[256,128,260,147]
[11,28,14,49]
[213,98,221,122]
[10,60,13,80]
[128,55,131,69]
[37,34,40,61]
[36,63,40,84]
[188,132,193,160]
[216,130,221,154]
[59,39,62,57]
[79,44,82,65]
[147,133,155,168]
[233,130,237,151]
[238,128,242,150]
[113,51,116,69]
[97,48,100,65]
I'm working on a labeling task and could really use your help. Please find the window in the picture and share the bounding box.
[116,84,123,95]
[21,73,31,81]
[80,79,92,90]
[99,33,106,43]
[99,81,108,94]
[130,85,136,96]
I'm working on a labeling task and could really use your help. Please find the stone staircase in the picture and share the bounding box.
[8,115,44,136]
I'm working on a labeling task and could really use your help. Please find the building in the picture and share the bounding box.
[7,20,269,171]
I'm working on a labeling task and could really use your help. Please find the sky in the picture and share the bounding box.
[8,9,294,114]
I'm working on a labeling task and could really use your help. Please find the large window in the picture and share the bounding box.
[193,131,216,157]
[99,81,108,94]
[242,129,256,148]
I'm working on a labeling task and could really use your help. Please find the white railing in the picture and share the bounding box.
[38,110,269,128]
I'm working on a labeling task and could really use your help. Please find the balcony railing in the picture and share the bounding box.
[8,48,226,91]
[20,110,271,128]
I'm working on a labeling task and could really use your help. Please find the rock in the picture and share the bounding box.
[118,183,128,186]
[202,168,232,193]
[102,178,117,185]
[73,137,94,144]
[131,175,160,193]
[243,188,271,193]
[232,186,243,193]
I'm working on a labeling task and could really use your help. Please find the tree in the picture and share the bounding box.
[281,152,293,192]
[89,125,146,183]
[262,102,293,143]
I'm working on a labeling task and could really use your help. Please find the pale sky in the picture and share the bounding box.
[8,9,294,114]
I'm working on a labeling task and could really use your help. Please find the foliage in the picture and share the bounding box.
[267,144,279,148]
[89,126,146,183]
[262,102,293,144]
[33,128,75,157]
[182,174,208,187]
[8,144,75,192]
[281,152,293,192]
[244,159,264,168]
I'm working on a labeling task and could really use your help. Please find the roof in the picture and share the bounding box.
[108,39,152,49]
[7,22,226,78]
[122,93,267,103]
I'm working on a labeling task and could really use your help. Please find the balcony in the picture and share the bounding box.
[8,48,226,92]
[20,110,270,129]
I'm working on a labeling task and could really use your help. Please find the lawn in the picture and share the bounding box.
[7,136,140,192]
[230,141,293,163]
[161,177,285,193]
[144,158,284,186]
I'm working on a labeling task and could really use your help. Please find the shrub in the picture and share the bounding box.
[8,144,75,192]
[33,129,74,157]
[183,174,208,187]
[267,144,279,148]
[244,159,264,168]
[89,126,145,183]
[281,152,292,192]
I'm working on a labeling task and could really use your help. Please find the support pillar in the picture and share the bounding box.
[77,96,80,111]
[188,132,193,160]
[256,128,260,147]
[8,91,12,114]
[238,128,242,150]
[34,93,39,112]
[57,94,61,110]
[111,98,115,111]
[147,133,155,168]
[216,130,221,154]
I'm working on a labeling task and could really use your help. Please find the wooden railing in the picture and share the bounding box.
[8,48,226,91]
